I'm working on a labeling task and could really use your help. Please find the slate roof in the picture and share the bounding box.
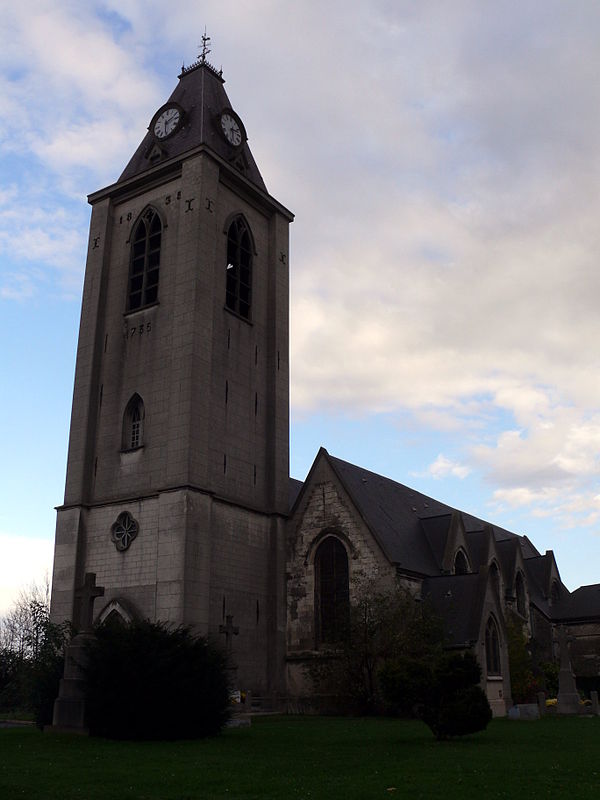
[552,584,600,621]
[465,529,491,569]
[523,555,551,604]
[421,573,485,647]
[119,60,266,190]
[289,477,304,511]
[291,449,597,625]
[323,450,539,576]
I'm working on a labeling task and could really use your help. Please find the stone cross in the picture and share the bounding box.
[557,624,574,672]
[74,572,105,633]
[219,614,239,655]
[556,624,580,714]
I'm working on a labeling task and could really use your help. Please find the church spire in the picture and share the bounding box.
[118,40,264,189]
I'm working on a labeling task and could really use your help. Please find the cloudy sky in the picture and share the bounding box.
[2,0,600,613]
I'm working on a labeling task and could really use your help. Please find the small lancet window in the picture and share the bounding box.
[128,208,161,311]
[515,571,527,617]
[122,394,145,451]
[485,616,501,676]
[225,216,252,319]
[454,549,469,575]
[490,561,500,595]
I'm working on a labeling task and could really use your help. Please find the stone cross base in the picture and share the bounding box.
[49,633,95,734]
[556,691,581,715]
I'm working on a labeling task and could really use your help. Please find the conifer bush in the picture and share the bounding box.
[84,620,230,740]
[381,650,492,740]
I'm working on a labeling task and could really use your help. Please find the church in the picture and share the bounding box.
[50,51,600,717]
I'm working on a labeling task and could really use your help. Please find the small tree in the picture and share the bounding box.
[84,620,231,740]
[0,578,51,658]
[25,615,71,728]
[381,650,492,739]
[506,613,539,703]
[0,577,69,723]
[306,578,443,714]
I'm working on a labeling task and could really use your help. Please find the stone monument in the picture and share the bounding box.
[219,614,251,726]
[556,625,581,715]
[50,573,104,733]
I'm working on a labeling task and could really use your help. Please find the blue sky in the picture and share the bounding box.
[3,0,600,612]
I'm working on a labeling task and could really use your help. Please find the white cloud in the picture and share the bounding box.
[426,454,471,480]
[0,535,54,616]
[2,1,600,586]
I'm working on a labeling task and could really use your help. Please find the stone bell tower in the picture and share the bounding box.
[50,42,293,698]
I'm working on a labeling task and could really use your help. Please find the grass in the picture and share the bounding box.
[1,715,599,799]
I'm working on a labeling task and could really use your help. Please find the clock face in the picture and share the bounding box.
[220,112,243,146]
[153,106,181,140]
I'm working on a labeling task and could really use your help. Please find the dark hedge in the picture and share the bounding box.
[84,620,231,740]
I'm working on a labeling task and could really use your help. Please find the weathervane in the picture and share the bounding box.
[200,28,211,63]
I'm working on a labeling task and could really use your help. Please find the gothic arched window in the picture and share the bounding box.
[454,549,469,575]
[515,571,527,617]
[122,394,145,450]
[485,616,501,676]
[225,216,252,319]
[490,561,501,596]
[128,208,161,311]
[314,536,349,646]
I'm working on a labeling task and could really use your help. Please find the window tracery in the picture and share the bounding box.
[485,616,501,676]
[111,511,139,552]
[225,216,252,319]
[128,208,161,311]
[314,536,349,646]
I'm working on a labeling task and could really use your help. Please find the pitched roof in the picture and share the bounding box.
[323,450,538,576]
[289,477,303,510]
[421,573,486,647]
[552,584,600,621]
[119,60,266,190]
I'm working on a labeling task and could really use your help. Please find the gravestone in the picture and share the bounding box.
[556,625,581,715]
[50,573,104,733]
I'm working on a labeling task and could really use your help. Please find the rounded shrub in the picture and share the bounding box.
[84,620,230,740]
[380,650,492,739]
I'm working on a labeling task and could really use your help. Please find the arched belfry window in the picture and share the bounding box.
[128,208,161,311]
[454,549,469,575]
[485,616,501,676]
[515,571,527,617]
[315,536,350,646]
[122,394,144,450]
[225,216,252,319]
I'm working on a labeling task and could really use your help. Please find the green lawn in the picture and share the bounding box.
[1,715,599,799]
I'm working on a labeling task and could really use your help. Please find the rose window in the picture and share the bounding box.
[111,511,139,552]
